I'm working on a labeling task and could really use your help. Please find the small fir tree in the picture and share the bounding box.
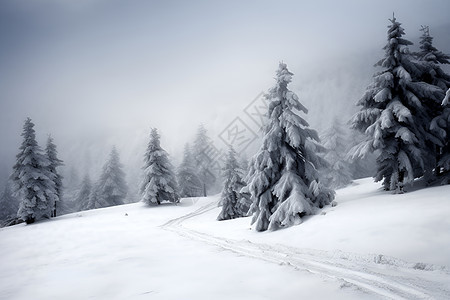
[320,119,352,189]
[11,118,57,223]
[192,124,217,196]
[417,26,450,89]
[76,174,92,211]
[45,136,64,217]
[86,184,104,210]
[0,183,18,222]
[177,143,203,197]
[236,155,252,216]
[141,128,179,205]
[94,147,128,208]
[217,147,251,221]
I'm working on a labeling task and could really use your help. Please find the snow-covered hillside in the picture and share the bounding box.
[0,178,449,299]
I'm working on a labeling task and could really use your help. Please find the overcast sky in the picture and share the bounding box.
[1,0,449,187]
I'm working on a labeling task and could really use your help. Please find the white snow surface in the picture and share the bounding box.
[1,178,449,299]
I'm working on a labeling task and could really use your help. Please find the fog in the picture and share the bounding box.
[1,0,449,191]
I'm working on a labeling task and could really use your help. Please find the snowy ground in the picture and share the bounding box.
[0,178,449,299]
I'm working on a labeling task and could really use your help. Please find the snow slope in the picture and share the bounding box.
[184,178,450,266]
[0,178,449,299]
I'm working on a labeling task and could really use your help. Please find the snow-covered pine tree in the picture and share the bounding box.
[0,183,18,222]
[431,89,450,183]
[192,124,216,196]
[76,174,92,211]
[351,16,442,193]
[217,146,251,221]
[45,136,64,217]
[94,147,128,208]
[417,26,450,89]
[236,155,252,216]
[59,166,81,213]
[320,119,352,189]
[11,118,57,224]
[177,143,203,197]
[347,130,377,179]
[245,63,335,231]
[141,128,179,205]
[86,183,104,210]
[417,26,450,180]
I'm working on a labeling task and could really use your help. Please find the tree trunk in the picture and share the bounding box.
[398,169,405,193]
[26,216,35,224]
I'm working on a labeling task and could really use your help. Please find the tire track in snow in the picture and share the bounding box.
[161,202,450,300]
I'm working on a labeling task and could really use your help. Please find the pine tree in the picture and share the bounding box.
[246,63,334,231]
[93,147,128,208]
[417,26,450,180]
[177,143,203,197]
[320,119,352,189]
[76,174,92,211]
[431,89,450,183]
[236,155,252,216]
[217,147,251,221]
[0,183,18,222]
[351,16,442,193]
[60,166,81,213]
[141,128,179,205]
[192,124,216,196]
[347,130,377,179]
[417,26,450,89]
[86,184,104,210]
[45,136,64,217]
[11,118,57,224]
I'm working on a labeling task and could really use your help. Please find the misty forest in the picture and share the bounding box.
[1,1,450,299]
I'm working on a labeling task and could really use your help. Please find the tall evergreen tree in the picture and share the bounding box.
[217,146,251,221]
[431,89,450,183]
[246,63,334,232]
[192,124,216,196]
[45,136,64,217]
[351,16,442,193]
[76,174,92,211]
[320,119,352,189]
[417,26,450,180]
[177,143,203,197]
[0,183,18,222]
[89,147,128,209]
[11,118,57,223]
[141,128,179,205]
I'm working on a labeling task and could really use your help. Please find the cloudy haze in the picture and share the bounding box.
[1,0,449,189]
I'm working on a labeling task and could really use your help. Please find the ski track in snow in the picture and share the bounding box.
[161,201,450,300]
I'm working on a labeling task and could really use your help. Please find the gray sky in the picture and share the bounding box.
[1,0,450,187]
